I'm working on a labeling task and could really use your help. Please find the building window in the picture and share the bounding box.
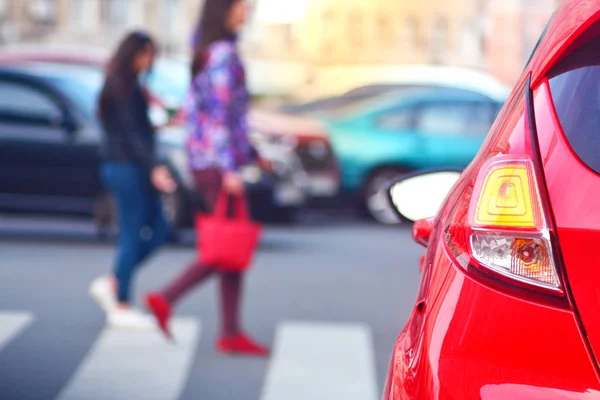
[72,0,90,31]
[429,17,448,64]
[404,16,419,49]
[320,8,336,55]
[27,0,55,23]
[346,10,365,47]
[377,12,395,45]
[460,21,479,63]
[108,0,129,27]
[283,24,295,49]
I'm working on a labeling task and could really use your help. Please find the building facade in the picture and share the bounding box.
[243,0,486,68]
[484,0,558,84]
[0,0,561,92]
[0,0,200,51]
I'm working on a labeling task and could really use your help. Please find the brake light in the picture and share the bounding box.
[471,158,543,230]
[442,80,564,300]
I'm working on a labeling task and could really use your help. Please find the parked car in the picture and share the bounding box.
[0,47,340,205]
[321,87,505,223]
[383,1,600,398]
[0,63,306,233]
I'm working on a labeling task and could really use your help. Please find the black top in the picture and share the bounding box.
[99,78,156,171]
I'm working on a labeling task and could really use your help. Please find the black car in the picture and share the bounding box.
[0,64,307,233]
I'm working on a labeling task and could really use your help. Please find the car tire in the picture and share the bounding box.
[361,167,409,224]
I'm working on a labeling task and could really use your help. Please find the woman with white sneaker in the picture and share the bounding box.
[90,31,176,329]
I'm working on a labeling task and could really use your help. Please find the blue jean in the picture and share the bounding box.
[101,162,171,303]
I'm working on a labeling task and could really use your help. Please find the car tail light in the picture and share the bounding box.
[470,157,543,230]
[469,156,559,289]
[442,80,564,300]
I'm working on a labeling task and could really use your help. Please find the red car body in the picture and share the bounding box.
[384,1,600,399]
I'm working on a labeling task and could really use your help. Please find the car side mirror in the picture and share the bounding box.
[388,170,462,222]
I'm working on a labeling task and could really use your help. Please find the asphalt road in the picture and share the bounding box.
[0,212,423,400]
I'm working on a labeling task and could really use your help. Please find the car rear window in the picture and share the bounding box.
[548,36,600,173]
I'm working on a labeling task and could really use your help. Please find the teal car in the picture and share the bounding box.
[323,87,505,222]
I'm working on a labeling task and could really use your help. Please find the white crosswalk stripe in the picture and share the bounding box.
[0,311,34,353]
[260,321,379,400]
[56,317,201,400]
[0,312,381,400]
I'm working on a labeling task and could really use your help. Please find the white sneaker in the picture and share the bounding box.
[89,276,117,313]
[107,308,156,331]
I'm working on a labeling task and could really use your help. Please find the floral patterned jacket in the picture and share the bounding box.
[184,39,254,172]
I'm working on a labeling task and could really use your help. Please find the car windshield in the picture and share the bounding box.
[147,59,190,108]
[280,94,375,116]
[24,58,190,112]
[281,86,424,120]
[324,87,430,121]
[45,69,103,118]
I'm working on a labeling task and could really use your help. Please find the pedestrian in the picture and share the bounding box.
[90,31,177,330]
[145,0,269,356]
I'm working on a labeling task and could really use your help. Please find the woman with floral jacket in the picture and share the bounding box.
[146,0,268,355]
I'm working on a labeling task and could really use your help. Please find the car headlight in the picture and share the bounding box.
[308,140,330,160]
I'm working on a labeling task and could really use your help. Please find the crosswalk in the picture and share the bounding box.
[261,322,378,400]
[0,312,380,400]
[57,318,201,400]
[0,311,34,353]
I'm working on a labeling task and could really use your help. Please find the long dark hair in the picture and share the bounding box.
[98,31,155,119]
[191,0,238,77]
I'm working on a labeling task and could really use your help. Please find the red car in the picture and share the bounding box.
[384,1,600,398]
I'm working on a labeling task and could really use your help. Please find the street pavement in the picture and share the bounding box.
[0,212,423,400]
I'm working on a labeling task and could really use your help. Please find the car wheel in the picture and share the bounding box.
[362,168,408,224]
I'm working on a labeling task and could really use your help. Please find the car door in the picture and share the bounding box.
[45,74,104,204]
[414,100,496,168]
[0,75,98,214]
[370,105,422,167]
[328,106,420,191]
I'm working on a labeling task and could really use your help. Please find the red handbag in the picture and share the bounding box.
[196,191,262,271]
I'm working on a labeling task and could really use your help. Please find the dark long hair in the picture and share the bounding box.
[98,31,155,119]
[191,0,238,77]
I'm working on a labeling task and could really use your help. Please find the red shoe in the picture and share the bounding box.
[145,293,173,340]
[217,333,270,356]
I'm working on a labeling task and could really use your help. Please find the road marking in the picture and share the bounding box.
[0,311,34,353]
[261,321,378,400]
[57,318,201,400]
